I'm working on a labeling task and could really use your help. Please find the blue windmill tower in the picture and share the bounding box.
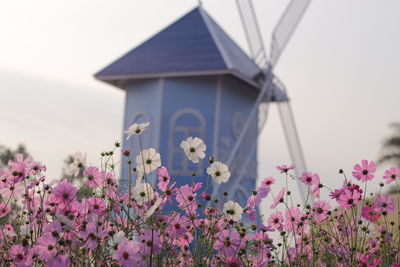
[94,3,309,208]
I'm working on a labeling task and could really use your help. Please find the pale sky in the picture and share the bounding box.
[1,0,400,206]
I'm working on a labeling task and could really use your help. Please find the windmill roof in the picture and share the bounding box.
[94,7,261,88]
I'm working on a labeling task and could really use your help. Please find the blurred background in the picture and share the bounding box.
[1,0,399,208]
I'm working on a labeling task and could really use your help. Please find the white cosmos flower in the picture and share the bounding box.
[223,201,243,222]
[136,148,161,174]
[124,122,150,140]
[207,161,230,184]
[108,231,127,257]
[180,137,206,163]
[132,183,155,205]
[145,198,163,218]
[68,152,86,177]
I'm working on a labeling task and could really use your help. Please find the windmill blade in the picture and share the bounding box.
[235,0,268,68]
[270,0,311,66]
[275,79,308,199]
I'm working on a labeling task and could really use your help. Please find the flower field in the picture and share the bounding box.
[0,123,399,266]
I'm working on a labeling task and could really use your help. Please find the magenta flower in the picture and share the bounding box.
[138,229,161,256]
[166,213,189,238]
[0,202,11,218]
[227,256,242,267]
[157,166,170,192]
[79,222,108,250]
[337,189,360,210]
[311,182,321,198]
[352,160,376,182]
[284,207,301,232]
[361,205,381,223]
[267,211,284,230]
[213,230,242,257]
[0,178,24,201]
[270,187,285,209]
[35,233,58,261]
[276,164,295,173]
[43,221,63,239]
[382,167,400,184]
[329,189,343,200]
[247,185,270,209]
[312,200,331,223]
[52,179,77,206]
[176,185,197,216]
[88,197,106,214]
[101,171,116,187]
[261,177,276,187]
[83,166,103,188]
[9,244,26,263]
[300,172,319,186]
[375,194,395,215]
[116,240,140,267]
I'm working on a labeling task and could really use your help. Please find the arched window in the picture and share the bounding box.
[168,108,206,176]
[128,111,152,154]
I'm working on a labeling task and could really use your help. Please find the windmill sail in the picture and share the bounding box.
[235,0,268,68]
[270,0,311,66]
[213,0,311,202]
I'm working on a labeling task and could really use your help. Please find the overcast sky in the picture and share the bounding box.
[1,0,400,206]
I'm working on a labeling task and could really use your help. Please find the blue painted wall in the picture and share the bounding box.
[120,74,259,210]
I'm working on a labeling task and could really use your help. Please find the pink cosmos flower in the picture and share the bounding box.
[201,192,211,201]
[213,230,242,257]
[35,233,58,261]
[176,185,197,216]
[311,182,321,198]
[52,179,77,206]
[300,172,319,186]
[382,167,400,184]
[44,221,63,239]
[138,229,161,256]
[79,222,108,250]
[270,187,285,209]
[0,178,25,201]
[87,197,107,215]
[9,244,26,263]
[246,185,270,209]
[267,211,284,230]
[276,164,295,173]
[157,166,170,192]
[329,189,343,200]
[101,171,116,187]
[192,182,203,192]
[0,224,15,240]
[375,194,395,215]
[122,149,131,157]
[243,207,256,221]
[352,160,376,182]
[284,207,301,232]
[227,256,242,267]
[337,189,360,210]
[361,205,381,223]
[0,202,11,218]
[312,200,331,223]
[166,213,189,238]
[368,238,380,253]
[83,166,103,188]
[261,177,276,187]
[116,240,140,267]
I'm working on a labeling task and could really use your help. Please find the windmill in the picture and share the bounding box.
[211,0,311,202]
[94,0,312,212]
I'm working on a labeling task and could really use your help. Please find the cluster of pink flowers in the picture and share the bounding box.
[0,129,399,266]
